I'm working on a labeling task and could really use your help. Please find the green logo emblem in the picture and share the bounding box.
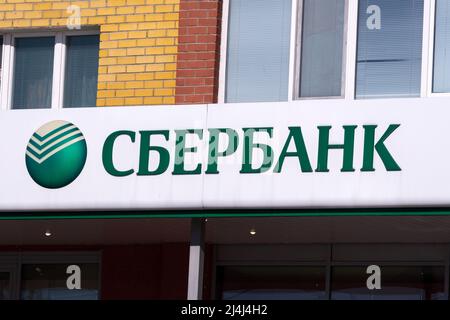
[25,120,87,189]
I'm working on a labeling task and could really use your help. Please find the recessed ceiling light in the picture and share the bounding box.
[44,230,52,237]
[250,228,256,235]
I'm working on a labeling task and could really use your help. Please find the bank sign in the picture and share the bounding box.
[0,99,447,214]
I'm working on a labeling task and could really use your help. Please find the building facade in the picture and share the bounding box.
[1,0,450,300]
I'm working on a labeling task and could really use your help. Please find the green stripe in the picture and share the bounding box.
[27,133,84,160]
[29,127,79,150]
[32,123,74,142]
[1,209,450,220]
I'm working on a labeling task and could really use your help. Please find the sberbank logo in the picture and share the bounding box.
[25,120,87,189]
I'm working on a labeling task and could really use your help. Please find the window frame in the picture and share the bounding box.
[0,29,99,111]
[218,0,443,103]
[218,0,351,103]
[426,0,450,97]
[0,251,101,300]
[354,0,432,99]
[294,0,350,100]
[218,0,299,103]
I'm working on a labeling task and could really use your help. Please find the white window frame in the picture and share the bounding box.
[426,0,450,97]
[422,0,434,97]
[345,0,358,101]
[217,0,229,104]
[0,29,99,111]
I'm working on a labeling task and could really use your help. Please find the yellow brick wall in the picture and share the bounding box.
[0,0,180,106]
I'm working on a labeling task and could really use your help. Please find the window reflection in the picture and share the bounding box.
[356,0,424,98]
[20,263,99,300]
[331,266,445,300]
[217,266,327,300]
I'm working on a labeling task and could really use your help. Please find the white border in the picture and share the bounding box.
[421,0,433,97]
[53,32,65,109]
[218,0,230,104]
[0,34,13,110]
[345,0,359,100]
[287,0,299,102]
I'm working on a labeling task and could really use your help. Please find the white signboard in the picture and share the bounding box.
[0,98,448,213]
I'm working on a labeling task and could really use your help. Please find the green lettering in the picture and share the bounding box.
[240,127,274,174]
[102,130,136,177]
[274,127,312,173]
[137,130,170,176]
[206,128,239,174]
[172,129,203,175]
[316,125,357,172]
[362,124,401,171]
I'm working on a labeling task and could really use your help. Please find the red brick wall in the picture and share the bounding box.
[176,0,222,104]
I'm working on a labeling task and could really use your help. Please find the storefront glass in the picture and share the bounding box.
[20,263,99,300]
[331,266,446,300]
[217,266,327,300]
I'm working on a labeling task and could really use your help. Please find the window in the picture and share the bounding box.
[433,0,450,93]
[12,37,55,109]
[0,32,99,110]
[64,35,100,108]
[0,252,100,300]
[223,0,348,102]
[225,0,292,103]
[356,0,424,98]
[221,0,450,101]
[331,266,445,300]
[299,0,346,98]
[216,266,327,300]
[20,263,99,300]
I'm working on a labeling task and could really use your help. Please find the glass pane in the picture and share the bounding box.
[13,37,54,109]
[300,0,345,97]
[433,0,450,92]
[0,272,11,300]
[217,266,326,300]
[64,35,100,108]
[20,263,99,300]
[225,0,292,103]
[356,0,424,98]
[331,266,445,300]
